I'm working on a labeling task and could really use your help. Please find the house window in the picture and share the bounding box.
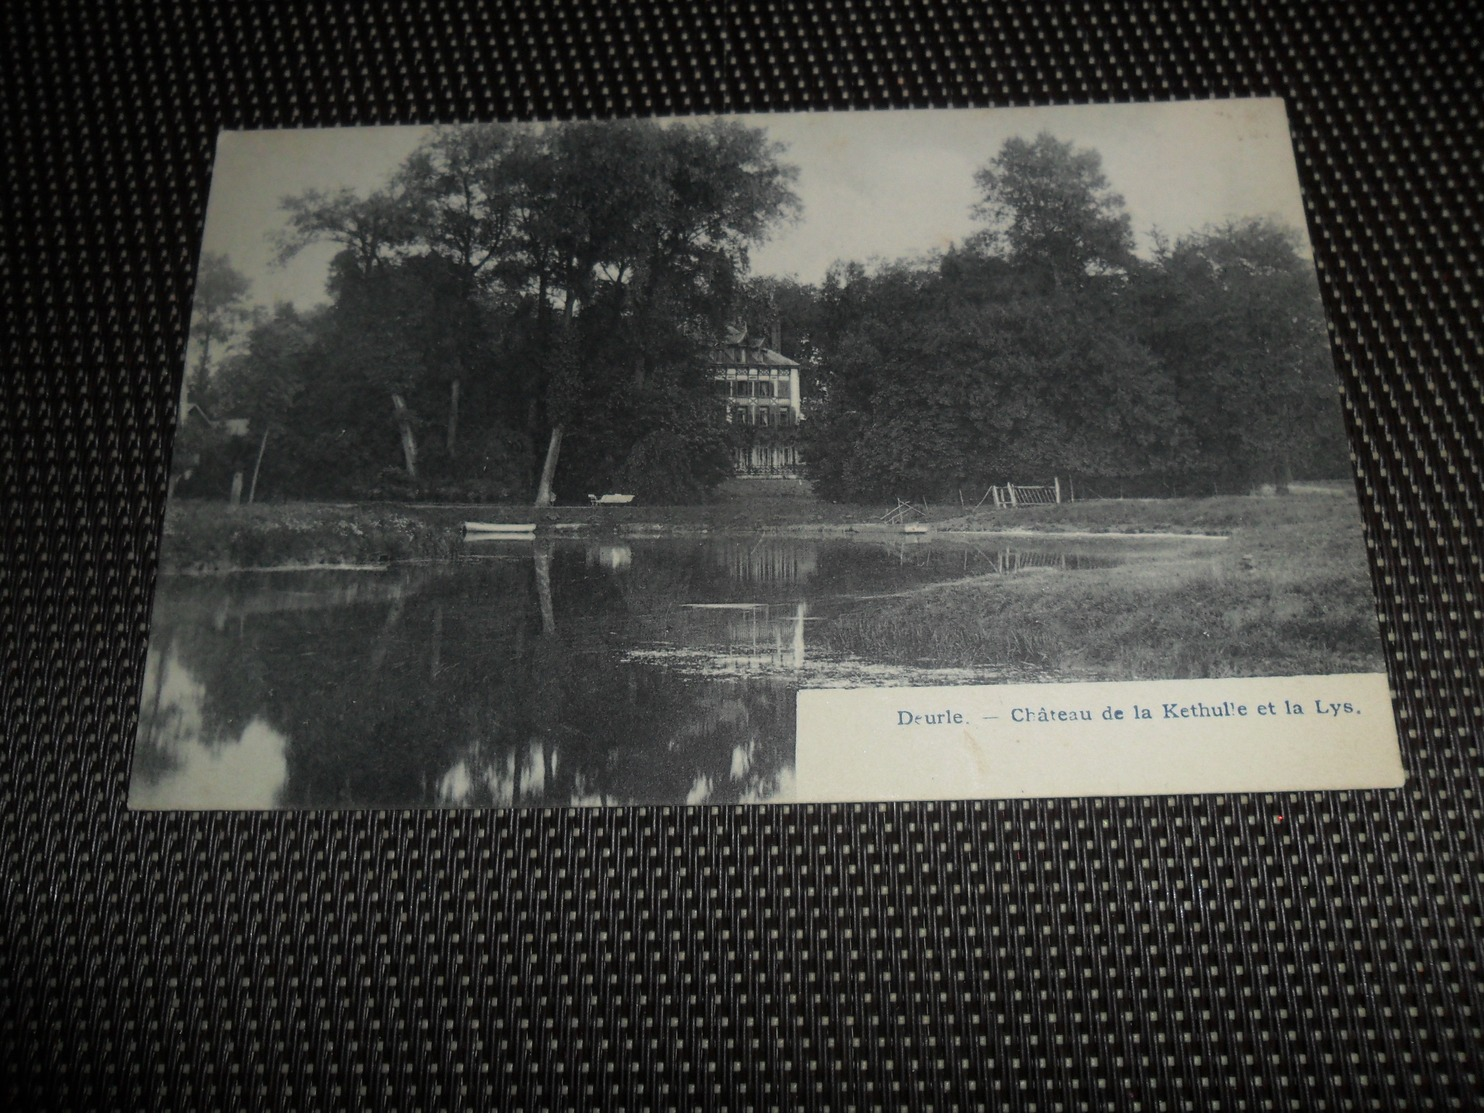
[759,409,770,427]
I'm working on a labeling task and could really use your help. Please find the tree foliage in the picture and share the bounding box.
[803,136,1346,501]
[198,123,1342,507]
[185,252,254,409]
[207,119,798,503]
[1135,218,1348,489]
[971,132,1135,293]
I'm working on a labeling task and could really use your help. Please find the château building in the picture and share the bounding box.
[708,328,804,477]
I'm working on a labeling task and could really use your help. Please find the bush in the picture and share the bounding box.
[614,428,733,504]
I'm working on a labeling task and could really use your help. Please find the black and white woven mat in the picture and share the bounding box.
[4,1,1481,1107]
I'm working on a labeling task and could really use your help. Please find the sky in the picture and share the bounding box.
[201,98,1312,314]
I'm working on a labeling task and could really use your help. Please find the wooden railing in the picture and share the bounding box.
[965,478,1066,509]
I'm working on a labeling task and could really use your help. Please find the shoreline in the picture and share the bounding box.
[166,561,395,576]
[160,521,1231,575]
[153,492,1347,573]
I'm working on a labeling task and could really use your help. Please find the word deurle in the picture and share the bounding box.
[897,708,967,726]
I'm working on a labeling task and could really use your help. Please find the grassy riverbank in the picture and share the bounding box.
[819,489,1385,679]
[157,494,889,571]
[157,502,471,572]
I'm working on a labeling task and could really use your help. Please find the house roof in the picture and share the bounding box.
[707,340,800,370]
[184,402,250,434]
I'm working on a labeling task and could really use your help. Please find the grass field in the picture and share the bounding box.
[818,489,1386,680]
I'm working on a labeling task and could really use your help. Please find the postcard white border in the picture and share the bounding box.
[796,673,1404,802]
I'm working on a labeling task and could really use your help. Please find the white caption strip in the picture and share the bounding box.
[796,673,1404,802]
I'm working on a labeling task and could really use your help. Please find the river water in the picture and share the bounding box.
[129,534,1136,810]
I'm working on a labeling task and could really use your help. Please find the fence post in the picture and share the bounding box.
[1008,483,1018,508]
[1054,476,1061,504]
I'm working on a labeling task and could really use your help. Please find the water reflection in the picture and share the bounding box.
[130,642,289,809]
[131,535,1126,809]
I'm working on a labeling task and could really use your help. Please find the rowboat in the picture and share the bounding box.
[463,522,536,536]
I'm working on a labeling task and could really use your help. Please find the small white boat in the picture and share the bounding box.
[464,522,536,536]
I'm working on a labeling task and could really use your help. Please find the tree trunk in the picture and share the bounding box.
[391,393,418,479]
[247,426,269,504]
[534,425,563,506]
[447,379,460,456]
[533,276,581,507]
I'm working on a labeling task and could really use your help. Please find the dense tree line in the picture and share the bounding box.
[799,132,1349,500]
[180,124,1346,505]
[182,119,799,503]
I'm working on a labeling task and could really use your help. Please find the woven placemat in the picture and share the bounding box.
[4,1,1480,1107]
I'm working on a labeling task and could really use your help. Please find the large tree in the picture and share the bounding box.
[970,131,1135,293]
[395,126,533,455]
[273,184,432,476]
[185,251,254,411]
[802,259,1179,501]
[274,185,422,279]
[525,119,799,505]
[256,120,797,503]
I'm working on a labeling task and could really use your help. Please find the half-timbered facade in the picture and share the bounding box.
[708,330,804,477]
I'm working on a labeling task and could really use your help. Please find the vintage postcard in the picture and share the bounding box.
[130,100,1403,809]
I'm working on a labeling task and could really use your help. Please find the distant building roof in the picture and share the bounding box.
[707,338,799,370]
[183,402,251,435]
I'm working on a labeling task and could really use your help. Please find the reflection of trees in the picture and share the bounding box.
[145,545,796,808]
[137,536,1148,808]
[131,632,189,787]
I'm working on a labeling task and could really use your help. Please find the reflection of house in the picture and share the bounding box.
[680,602,809,673]
[708,538,818,585]
[708,328,803,477]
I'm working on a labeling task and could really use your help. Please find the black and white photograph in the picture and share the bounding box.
[130,100,1398,810]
